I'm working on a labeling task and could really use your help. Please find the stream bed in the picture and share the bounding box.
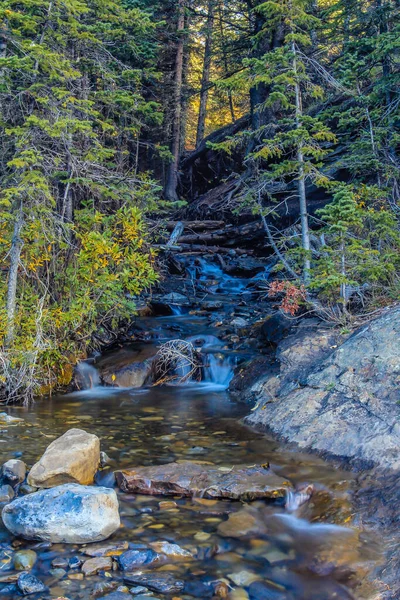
[0,265,386,600]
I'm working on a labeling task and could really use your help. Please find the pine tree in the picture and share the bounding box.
[0,0,161,400]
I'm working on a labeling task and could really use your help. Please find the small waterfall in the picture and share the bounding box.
[170,304,183,316]
[188,335,235,389]
[75,361,101,390]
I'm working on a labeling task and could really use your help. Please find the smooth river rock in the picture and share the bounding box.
[2,483,120,543]
[247,306,400,469]
[27,428,100,487]
[1,459,26,487]
[123,573,185,594]
[116,461,291,500]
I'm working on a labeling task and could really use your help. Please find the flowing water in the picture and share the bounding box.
[0,260,384,599]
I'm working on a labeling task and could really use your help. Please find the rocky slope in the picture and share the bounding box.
[246,305,400,470]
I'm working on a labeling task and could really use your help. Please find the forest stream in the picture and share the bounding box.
[0,259,387,600]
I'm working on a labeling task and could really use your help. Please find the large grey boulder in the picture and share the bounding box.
[2,483,120,543]
[27,428,100,487]
[247,306,400,469]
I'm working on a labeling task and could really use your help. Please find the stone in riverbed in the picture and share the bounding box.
[81,540,129,557]
[218,509,260,538]
[123,573,185,594]
[117,548,158,571]
[13,550,37,571]
[149,540,193,559]
[116,462,291,500]
[102,360,153,388]
[81,556,112,576]
[2,483,120,543]
[101,593,133,600]
[0,485,14,504]
[27,428,100,488]
[1,459,26,487]
[0,413,23,425]
[17,572,47,595]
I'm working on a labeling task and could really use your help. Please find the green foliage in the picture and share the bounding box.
[0,0,162,400]
[311,185,400,303]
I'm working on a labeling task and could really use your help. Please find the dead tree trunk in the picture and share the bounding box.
[5,202,24,345]
[164,0,186,202]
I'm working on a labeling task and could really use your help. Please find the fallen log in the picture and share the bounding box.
[153,243,252,256]
[177,221,263,246]
[161,220,226,232]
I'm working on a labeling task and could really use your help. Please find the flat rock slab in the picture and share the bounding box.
[116,462,291,500]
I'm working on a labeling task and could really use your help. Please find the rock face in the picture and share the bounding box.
[116,461,291,500]
[27,428,100,487]
[2,483,120,543]
[247,306,400,469]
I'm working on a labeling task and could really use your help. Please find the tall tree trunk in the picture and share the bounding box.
[196,0,215,147]
[217,0,235,122]
[0,18,7,83]
[5,202,24,345]
[292,38,311,284]
[164,0,186,202]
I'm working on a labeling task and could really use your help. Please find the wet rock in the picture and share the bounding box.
[0,584,18,595]
[1,460,26,487]
[69,556,82,569]
[225,257,266,277]
[2,483,120,543]
[149,541,193,559]
[102,360,153,388]
[13,550,37,571]
[260,312,295,345]
[202,301,223,311]
[130,586,149,595]
[81,540,128,557]
[218,509,260,538]
[227,571,260,587]
[19,484,37,495]
[17,572,47,595]
[0,485,14,504]
[214,581,229,597]
[81,556,112,576]
[159,292,190,307]
[27,429,100,487]
[228,589,249,600]
[124,573,185,594]
[48,568,66,579]
[248,581,287,599]
[51,557,68,569]
[230,317,248,329]
[248,305,400,469]
[0,413,23,425]
[92,580,118,596]
[117,548,158,571]
[101,594,132,600]
[116,462,291,500]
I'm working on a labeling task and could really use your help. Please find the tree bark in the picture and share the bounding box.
[217,0,235,122]
[292,37,311,284]
[164,0,186,202]
[196,0,215,147]
[5,202,24,345]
